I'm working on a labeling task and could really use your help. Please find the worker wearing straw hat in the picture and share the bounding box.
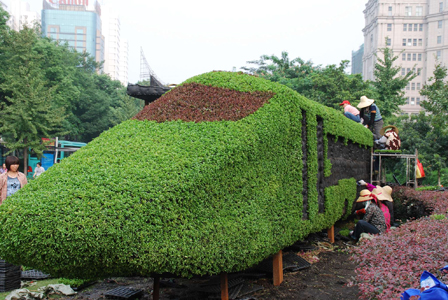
[357,180,394,228]
[381,186,395,225]
[357,96,384,140]
[378,125,401,150]
[350,189,387,240]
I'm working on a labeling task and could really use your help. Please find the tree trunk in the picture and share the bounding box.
[438,169,441,187]
[23,146,28,176]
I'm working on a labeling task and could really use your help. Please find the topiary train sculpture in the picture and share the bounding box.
[0,71,372,279]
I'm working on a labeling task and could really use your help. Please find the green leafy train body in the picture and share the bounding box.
[0,72,372,279]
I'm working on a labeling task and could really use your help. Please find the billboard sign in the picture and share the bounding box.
[48,0,89,5]
[45,0,97,11]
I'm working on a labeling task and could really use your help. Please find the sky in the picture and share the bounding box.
[3,0,367,85]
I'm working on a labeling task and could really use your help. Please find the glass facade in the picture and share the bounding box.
[42,8,104,66]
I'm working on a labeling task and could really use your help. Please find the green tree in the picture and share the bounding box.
[307,61,375,108]
[393,111,448,186]
[419,62,448,128]
[417,62,448,185]
[0,26,66,174]
[242,52,375,108]
[372,42,416,119]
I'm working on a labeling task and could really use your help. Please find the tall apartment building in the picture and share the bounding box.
[9,0,40,31]
[362,0,447,115]
[352,44,364,75]
[119,39,129,85]
[101,7,129,86]
[41,0,104,67]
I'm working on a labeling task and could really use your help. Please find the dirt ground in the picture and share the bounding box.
[57,230,359,300]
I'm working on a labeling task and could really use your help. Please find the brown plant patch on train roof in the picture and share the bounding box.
[133,82,275,123]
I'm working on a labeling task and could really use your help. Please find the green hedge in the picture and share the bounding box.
[0,71,372,279]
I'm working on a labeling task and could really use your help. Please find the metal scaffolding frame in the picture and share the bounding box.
[370,148,418,188]
[139,47,165,86]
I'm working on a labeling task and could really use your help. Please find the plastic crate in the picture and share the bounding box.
[104,287,143,300]
[21,270,51,280]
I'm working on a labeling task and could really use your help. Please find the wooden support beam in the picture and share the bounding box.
[328,225,335,243]
[273,250,283,286]
[221,272,229,300]
[153,276,160,300]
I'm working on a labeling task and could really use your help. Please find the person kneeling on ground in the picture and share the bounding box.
[351,189,387,240]
[339,100,361,123]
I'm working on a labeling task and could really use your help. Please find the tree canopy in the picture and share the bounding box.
[0,6,142,172]
[242,52,376,110]
[372,43,416,119]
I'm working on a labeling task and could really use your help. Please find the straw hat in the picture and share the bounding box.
[357,96,375,109]
[356,189,374,202]
[371,186,388,201]
[380,125,399,136]
[381,186,393,202]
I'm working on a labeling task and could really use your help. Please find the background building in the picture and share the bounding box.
[101,7,120,81]
[352,44,364,75]
[101,7,129,86]
[41,0,104,68]
[9,0,40,31]
[119,39,129,85]
[362,0,447,115]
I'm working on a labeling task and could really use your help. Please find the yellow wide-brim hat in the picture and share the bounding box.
[356,189,374,202]
[357,96,375,109]
[371,186,388,201]
[381,186,393,202]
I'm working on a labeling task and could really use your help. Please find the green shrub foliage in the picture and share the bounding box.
[0,71,372,279]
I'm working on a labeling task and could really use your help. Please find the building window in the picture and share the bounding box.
[406,97,410,105]
[414,24,418,31]
[418,68,422,75]
[388,6,393,16]
[439,20,443,28]
[403,24,407,31]
[438,36,442,44]
[408,38,412,46]
[418,54,422,61]
[413,39,417,46]
[402,68,406,75]
[407,53,412,60]
[416,6,423,16]
[418,39,423,46]
[407,68,411,74]
[419,24,423,31]
[405,6,412,16]
[409,23,413,31]
[411,97,415,105]
[440,2,444,13]
[411,83,416,90]
[387,38,391,46]
[417,83,421,90]
[406,83,410,90]
[402,53,406,61]
[437,50,442,60]
[413,53,417,61]
[403,39,407,46]
[387,24,392,31]
[417,97,420,105]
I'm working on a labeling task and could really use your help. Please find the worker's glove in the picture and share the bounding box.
[357,180,366,186]
[355,208,366,217]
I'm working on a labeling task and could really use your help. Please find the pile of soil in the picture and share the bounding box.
[58,231,359,300]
